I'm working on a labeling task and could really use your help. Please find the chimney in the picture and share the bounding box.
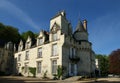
[61,10,66,17]
[83,19,87,31]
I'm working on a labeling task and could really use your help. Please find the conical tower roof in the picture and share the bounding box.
[75,20,85,32]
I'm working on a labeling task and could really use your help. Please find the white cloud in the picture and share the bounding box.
[0,0,40,31]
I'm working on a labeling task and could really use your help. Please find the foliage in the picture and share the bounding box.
[21,31,35,41]
[109,49,120,75]
[53,65,65,80]
[0,71,5,76]
[57,65,63,79]
[95,54,109,76]
[0,22,39,47]
[29,67,36,77]
[0,23,21,44]
[43,70,48,78]
[22,66,24,70]
[21,30,38,45]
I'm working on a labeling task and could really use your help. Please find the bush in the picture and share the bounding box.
[29,67,36,77]
[0,71,5,76]
[43,70,48,78]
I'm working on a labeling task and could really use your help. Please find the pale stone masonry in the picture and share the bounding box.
[14,11,96,78]
[0,42,14,75]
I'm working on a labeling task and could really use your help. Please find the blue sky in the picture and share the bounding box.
[0,0,120,55]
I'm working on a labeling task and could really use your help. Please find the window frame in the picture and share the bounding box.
[24,63,28,73]
[26,42,30,49]
[52,33,57,41]
[52,44,58,56]
[69,47,76,58]
[52,60,57,74]
[38,37,43,45]
[37,48,42,58]
[37,61,42,73]
[25,51,29,60]
[18,54,21,61]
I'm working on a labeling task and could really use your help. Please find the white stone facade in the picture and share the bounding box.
[14,11,96,78]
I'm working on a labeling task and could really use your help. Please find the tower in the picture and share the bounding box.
[50,11,72,35]
[73,20,88,42]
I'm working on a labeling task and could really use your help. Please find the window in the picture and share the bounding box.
[38,38,43,45]
[53,33,57,41]
[73,48,76,56]
[18,54,21,61]
[17,67,20,73]
[70,47,72,57]
[26,42,29,49]
[52,44,58,56]
[18,45,21,51]
[25,51,29,60]
[37,61,42,73]
[52,60,57,74]
[19,45,23,51]
[69,47,76,58]
[71,63,74,74]
[24,63,28,73]
[69,63,76,76]
[38,48,42,58]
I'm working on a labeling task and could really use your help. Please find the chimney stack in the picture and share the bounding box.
[61,10,66,17]
[83,19,87,31]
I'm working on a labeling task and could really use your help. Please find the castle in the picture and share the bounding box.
[14,11,96,78]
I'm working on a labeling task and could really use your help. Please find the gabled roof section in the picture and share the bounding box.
[38,30,49,38]
[52,22,60,28]
[51,22,60,33]
[19,40,23,45]
[38,30,45,38]
[26,36,31,42]
[75,20,86,32]
[51,10,66,20]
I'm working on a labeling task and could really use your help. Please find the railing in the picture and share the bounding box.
[69,55,80,62]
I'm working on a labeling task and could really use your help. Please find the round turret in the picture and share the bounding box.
[73,20,88,41]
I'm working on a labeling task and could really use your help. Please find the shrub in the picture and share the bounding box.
[29,67,36,77]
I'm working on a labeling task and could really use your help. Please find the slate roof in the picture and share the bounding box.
[75,20,86,32]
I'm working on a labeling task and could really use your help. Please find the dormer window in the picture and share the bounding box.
[18,45,21,51]
[18,40,23,51]
[25,36,32,49]
[53,33,57,41]
[38,38,43,45]
[26,42,30,49]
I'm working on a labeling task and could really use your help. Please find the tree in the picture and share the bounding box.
[0,23,21,45]
[21,31,35,41]
[21,31,38,44]
[95,54,109,76]
[109,49,120,75]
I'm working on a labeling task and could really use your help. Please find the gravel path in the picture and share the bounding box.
[0,76,120,83]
